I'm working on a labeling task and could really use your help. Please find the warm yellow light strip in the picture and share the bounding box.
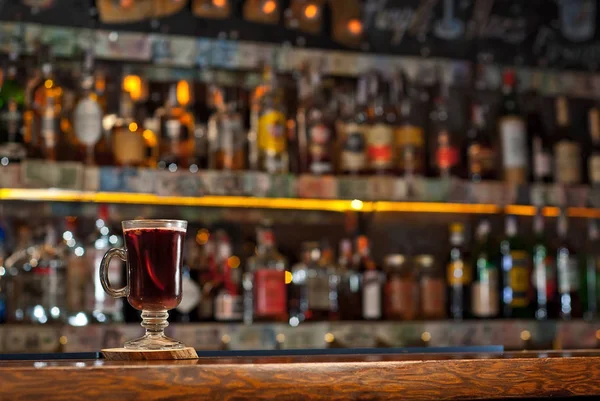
[373,201,501,214]
[0,189,358,212]
[0,188,598,217]
[567,207,600,219]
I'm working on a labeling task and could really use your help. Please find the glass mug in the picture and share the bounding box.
[100,219,187,350]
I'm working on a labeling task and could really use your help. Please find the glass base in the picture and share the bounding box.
[124,333,185,350]
[124,309,185,350]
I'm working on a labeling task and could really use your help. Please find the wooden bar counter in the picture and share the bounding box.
[1,351,599,400]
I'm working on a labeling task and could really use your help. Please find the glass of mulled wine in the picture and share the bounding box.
[100,219,187,350]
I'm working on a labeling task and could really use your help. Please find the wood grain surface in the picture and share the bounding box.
[0,351,599,401]
[102,347,198,361]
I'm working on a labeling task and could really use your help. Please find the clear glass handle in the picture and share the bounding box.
[100,247,128,298]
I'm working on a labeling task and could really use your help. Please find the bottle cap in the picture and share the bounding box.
[414,254,435,268]
[384,254,406,270]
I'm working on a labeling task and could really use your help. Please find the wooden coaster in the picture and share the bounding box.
[102,347,198,361]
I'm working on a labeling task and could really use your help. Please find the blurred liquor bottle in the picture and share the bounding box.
[527,90,552,184]
[532,210,558,320]
[290,242,331,323]
[172,235,202,323]
[358,235,383,320]
[384,254,418,321]
[365,72,394,175]
[430,79,461,179]
[471,220,500,319]
[28,47,66,161]
[0,50,26,164]
[499,70,527,184]
[86,205,123,323]
[501,216,533,318]
[297,64,335,175]
[588,103,600,186]
[158,81,195,171]
[112,77,157,168]
[214,230,243,322]
[581,220,600,320]
[336,238,362,320]
[393,72,426,179]
[256,65,288,174]
[553,96,581,185]
[447,223,471,320]
[208,86,246,171]
[338,75,368,175]
[244,223,288,323]
[73,48,103,165]
[466,103,497,181]
[555,210,582,319]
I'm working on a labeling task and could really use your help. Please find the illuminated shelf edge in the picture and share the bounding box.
[0,188,599,217]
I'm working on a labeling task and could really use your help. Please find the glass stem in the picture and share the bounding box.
[141,310,169,335]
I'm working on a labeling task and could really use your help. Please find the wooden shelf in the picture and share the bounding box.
[1,188,600,216]
[1,352,600,400]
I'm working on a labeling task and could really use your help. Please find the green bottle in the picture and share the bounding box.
[532,210,557,320]
[0,52,26,163]
[581,220,599,320]
[471,220,499,319]
[500,215,533,318]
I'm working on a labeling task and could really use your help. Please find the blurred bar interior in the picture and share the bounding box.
[1,0,600,354]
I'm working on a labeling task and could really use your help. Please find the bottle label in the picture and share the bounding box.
[166,119,182,140]
[395,125,425,174]
[468,143,496,177]
[74,98,103,147]
[341,122,366,172]
[306,275,331,311]
[219,117,245,153]
[532,137,552,179]
[176,274,201,314]
[362,270,382,319]
[215,292,243,321]
[589,155,600,184]
[555,141,581,184]
[447,260,472,286]
[308,123,333,175]
[507,250,530,307]
[254,269,287,317]
[533,253,556,300]
[113,128,145,165]
[366,123,393,169]
[558,254,580,293]
[435,129,459,171]
[258,109,286,153]
[420,277,445,318]
[500,117,527,168]
[385,277,417,319]
[472,269,499,317]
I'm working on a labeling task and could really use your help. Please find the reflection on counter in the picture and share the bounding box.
[0,320,599,354]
